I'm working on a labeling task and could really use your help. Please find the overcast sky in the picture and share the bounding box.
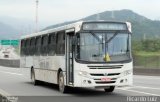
[0,0,160,25]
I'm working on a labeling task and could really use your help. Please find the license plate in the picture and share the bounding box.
[101,77,111,81]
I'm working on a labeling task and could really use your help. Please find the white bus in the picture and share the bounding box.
[20,21,133,93]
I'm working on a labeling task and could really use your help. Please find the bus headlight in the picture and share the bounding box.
[123,70,132,76]
[79,71,89,76]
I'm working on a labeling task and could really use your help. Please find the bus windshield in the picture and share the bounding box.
[76,32,131,63]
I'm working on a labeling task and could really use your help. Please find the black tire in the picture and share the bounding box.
[58,71,68,93]
[104,86,115,92]
[31,69,39,85]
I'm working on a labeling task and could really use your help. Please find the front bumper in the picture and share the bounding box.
[75,73,133,88]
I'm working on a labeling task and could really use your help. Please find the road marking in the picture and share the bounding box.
[0,88,10,96]
[134,75,160,79]
[134,85,160,90]
[0,71,23,76]
[117,86,133,90]
[118,88,160,96]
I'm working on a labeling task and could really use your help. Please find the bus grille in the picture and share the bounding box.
[95,81,116,84]
[94,78,117,81]
[90,73,120,76]
[88,65,123,69]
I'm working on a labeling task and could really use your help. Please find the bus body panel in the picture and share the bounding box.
[21,55,66,84]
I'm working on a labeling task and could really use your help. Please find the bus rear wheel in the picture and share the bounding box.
[58,71,68,93]
[31,69,38,85]
[104,86,115,92]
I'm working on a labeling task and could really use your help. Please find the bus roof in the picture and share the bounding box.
[21,21,83,39]
[21,20,130,40]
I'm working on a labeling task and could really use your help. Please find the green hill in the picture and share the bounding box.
[44,9,160,40]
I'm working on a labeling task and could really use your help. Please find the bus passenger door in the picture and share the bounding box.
[66,30,74,85]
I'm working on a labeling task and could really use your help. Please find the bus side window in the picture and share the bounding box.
[48,33,56,55]
[35,38,38,55]
[30,38,36,55]
[21,40,25,56]
[44,35,48,55]
[56,31,65,55]
[35,36,41,55]
[41,36,44,55]
[26,39,31,56]
[53,34,57,55]
[48,34,52,55]
[24,39,28,55]
[41,35,48,55]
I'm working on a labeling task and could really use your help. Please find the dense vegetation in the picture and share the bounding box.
[132,39,160,53]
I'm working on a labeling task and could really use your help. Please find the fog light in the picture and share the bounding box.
[123,70,132,76]
[120,79,124,83]
[83,80,86,83]
[88,80,91,84]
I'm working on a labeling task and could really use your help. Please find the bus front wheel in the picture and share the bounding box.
[58,71,68,93]
[104,86,115,92]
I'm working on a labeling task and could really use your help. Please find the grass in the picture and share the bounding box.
[133,51,160,56]
[133,51,160,69]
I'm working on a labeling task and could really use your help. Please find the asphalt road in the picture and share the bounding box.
[0,66,160,102]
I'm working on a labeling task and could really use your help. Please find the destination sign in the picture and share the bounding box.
[82,22,127,30]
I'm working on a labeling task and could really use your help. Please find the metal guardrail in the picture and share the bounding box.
[133,68,160,76]
[0,57,159,76]
[0,59,20,68]
[132,55,160,76]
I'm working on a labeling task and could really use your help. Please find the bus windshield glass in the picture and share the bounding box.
[76,32,131,63]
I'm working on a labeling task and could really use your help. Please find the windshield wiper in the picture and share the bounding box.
[105,31,119,44]
[89,31,102,43]
[89,31,119,44]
